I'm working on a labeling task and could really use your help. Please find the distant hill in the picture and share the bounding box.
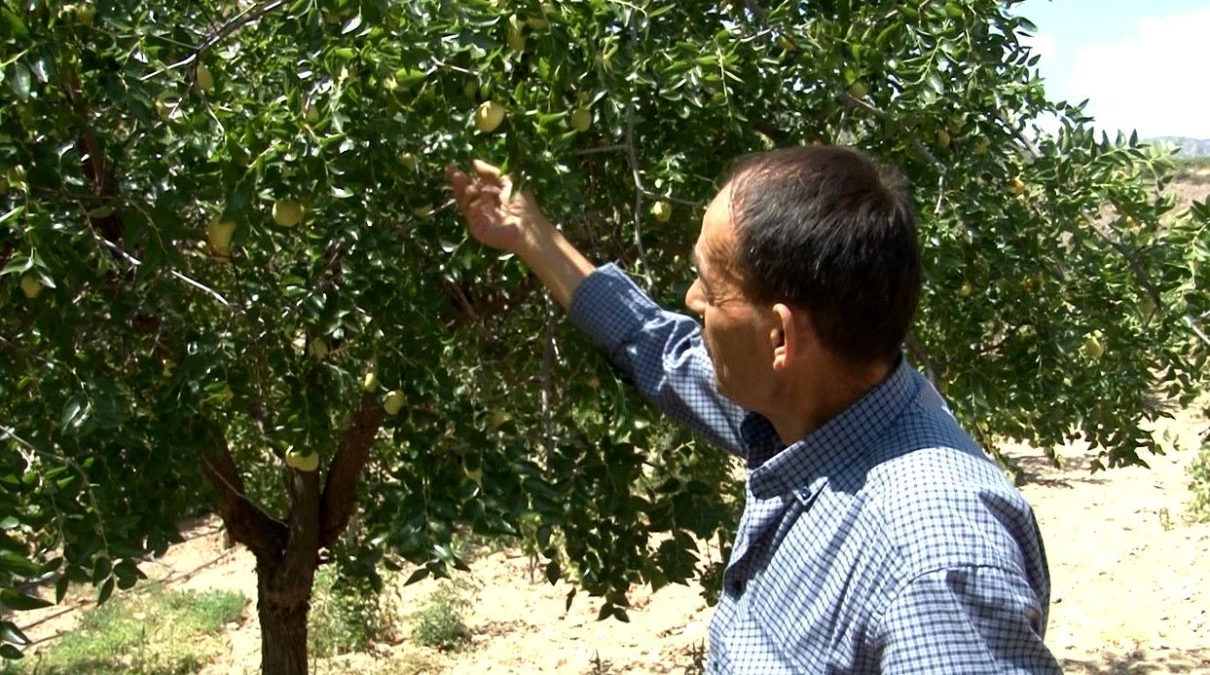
[1146,136,1210,158]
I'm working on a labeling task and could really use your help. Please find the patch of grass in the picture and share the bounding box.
[411,580,473,651]
[308,566,396,658]
[1173,156,1210,184]
[8,584,246,675]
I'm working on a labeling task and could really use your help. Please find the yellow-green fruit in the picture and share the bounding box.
[77,3,95,25]
[937,128,951,149]
[847,81,868,98]
[524,15,549,30]
[506,17,526,51]
[285,449,319,472]
[475,101,505,133]
[1082,333,1104,360]
[272,200,304,227]
[401,152,419,172]
[207,219,236,256]
[384,390,406,415]
[463,80,479,99]
[569,107,591,133]
[651,200,672,223]
[974,138,990,155]
[305,104,319,123]
[1008,178,1026,196]
[463,466,483,486]
[19,275,43,299]
[1138,296,1157,317]
[308,339,329,359]
[196,63,214,92]
[959,281,972,297]
[363,370,379,392]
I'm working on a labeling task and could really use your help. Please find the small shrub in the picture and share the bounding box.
[411,580,473,651]
[1188,435,1210,522]
[308,566,395,658]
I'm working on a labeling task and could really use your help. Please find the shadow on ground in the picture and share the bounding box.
[1062,647,1210,674]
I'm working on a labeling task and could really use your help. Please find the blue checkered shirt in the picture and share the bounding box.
[567,263,1061,674]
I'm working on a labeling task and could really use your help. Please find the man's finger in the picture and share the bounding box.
[472,159,503,182]
[445,165,469,193]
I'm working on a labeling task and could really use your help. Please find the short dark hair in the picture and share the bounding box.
[724,145,921,365]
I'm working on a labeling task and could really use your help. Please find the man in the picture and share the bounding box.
[446,145,1061,674]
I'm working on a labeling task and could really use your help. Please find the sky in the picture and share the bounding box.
[1016,0,1210,140]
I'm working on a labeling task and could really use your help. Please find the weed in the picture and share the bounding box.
[411,580,473,651]
[308,566,396,658]
[8,585,245,674]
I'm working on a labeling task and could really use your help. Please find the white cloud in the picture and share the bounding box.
[1068,8,1210,139]
[1022,32,1057,64]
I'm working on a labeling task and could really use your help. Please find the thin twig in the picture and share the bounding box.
[842,93,947,173]
[623,18,653,289]
[994,110,1042,159]
[541,291,556,460]
[140,0,289,82]
[640,189,701,209]
[96,238,232,307]
[1083,214,1163,310]
[577,144,628,156]
[1186,315,1210,348]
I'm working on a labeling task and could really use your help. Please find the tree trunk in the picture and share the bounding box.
[198,399,384,675]
[256,553,317,675]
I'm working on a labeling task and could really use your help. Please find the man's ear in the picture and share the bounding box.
[770,303,803,372]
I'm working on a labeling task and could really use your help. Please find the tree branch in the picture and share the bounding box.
[200,435,288,560]
[904,331,940,389]
[1084,214,1163,310]
[318,394,386,550]
[140,0,289,82]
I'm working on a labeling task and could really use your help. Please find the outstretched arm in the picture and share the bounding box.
[446,161,755,455]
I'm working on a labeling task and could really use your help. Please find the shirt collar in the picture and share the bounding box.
[746,356,920,501]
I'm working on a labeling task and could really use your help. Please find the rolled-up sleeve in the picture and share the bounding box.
[876,565,1062,674]
[567,263,750,455]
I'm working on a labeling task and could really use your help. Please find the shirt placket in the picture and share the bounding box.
[723,492,790,597]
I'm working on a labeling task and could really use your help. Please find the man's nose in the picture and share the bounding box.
[685,279,707,316]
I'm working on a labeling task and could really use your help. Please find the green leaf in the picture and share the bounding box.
[0,621,29,647]
[59,396,88,433]
[0,643,23,660]
[0,589,52,612]
[96,577,115,605]
[341,14,363,35]
[8,62,30,102]
[403,567,429,586]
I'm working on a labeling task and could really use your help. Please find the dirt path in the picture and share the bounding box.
[12,404,1208,674]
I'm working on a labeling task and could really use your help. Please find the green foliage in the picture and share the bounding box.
[1188,435,1210,522]
[4,585,245,674]
[410,579,474,651]
[1,0,1208,667]
[308,565,394,658]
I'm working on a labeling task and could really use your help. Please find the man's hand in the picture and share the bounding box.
[445,159,597,309]
[445,160,551,255]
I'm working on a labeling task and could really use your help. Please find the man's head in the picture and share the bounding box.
[685,145,921,418]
